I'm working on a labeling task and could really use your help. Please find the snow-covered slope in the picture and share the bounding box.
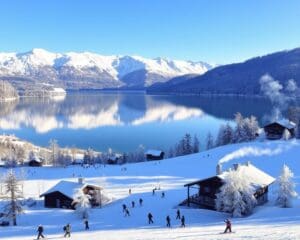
[0,49,213,89]
[1,140,300,240]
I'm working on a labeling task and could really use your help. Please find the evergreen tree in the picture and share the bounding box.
[206,132,214,150]
[276,164,297,207]
[193,135,200,153]
[184,134,192,154]
[282,129,291,140]
[73,189,91,219]
[1,169,24,225]
[215,168,256,217]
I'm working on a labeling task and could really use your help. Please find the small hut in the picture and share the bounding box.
[40,178,102,209]
[264,120,296,140]
[28,158,42,167]
[145,149,164,161]
[183,162,275,211]
[107,154,122,165]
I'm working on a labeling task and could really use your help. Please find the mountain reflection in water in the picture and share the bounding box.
[0,91,274,152]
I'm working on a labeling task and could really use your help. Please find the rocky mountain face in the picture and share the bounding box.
[0,49,213,90]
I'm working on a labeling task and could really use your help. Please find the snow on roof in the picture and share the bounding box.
[40,180,101,199]
[265,120,296,129]
[276,120,296,129]
[218,163,275,188]
[145,149,163,156]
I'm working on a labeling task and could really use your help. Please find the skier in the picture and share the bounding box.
[64,223,71,238]
[37,224,45,239]
[181,215,185,227]
[148,212,154,224]
[166,215,171,227]
[176,209,181,219]
[129,188,132,194]
[84,218,89,230]
[152,188,156,195]
[125,208,130,217]
[161,191,165,198]
[122,204,127,212]
[131,201,135,208]
[224,219,232,233]
[139,198,143,206]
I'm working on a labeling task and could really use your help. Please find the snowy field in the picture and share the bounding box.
[1,140,300,240]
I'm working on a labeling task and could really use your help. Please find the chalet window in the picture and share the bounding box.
[203,186,210,193]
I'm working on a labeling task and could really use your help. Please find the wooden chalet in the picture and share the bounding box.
[40,178,102,209]
[145,149,165,161]
[107,154,122,165]
[264,120,296,140]
[183,162,275,212]
[28,158,42,167]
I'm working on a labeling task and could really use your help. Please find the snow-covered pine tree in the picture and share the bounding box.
[233,113,246,143]
[243,116,259,141]
[1,169,24,225]
[184,134,192,154]
[193,135,200,153]
[215,168,256,217]
[206,132,214,150]
[73,189,91,219]
[282,129,291,140]
[276,164,297,207]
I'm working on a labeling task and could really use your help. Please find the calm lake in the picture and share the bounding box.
[0,91,275,153]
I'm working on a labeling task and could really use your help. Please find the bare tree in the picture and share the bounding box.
[49,139,59,166]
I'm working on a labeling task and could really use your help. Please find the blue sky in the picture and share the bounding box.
[0,0,300,64]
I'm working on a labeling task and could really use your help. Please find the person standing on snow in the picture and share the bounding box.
[37,225,45,239]
[84,218,89,230]
[122,204,127,212]
[139,198,143,206]
[176,209,181,219]
[148,212,154,224]
[166,215,171,227]
[125,208,130,217]
[64,223,71,238]
[181,215,185,227]
[131,201,135,208]
[224,219,232,233]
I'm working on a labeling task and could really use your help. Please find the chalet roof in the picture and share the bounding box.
[264,120,296,129]
[218,163,275,188]
[40,180,101,199]
[145,149,163,156]
[185,163,275,189]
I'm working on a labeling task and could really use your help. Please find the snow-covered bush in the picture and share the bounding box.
[215,168,257,217]
[275,164,297,208]
[73,189,91,219]
[282,129,291,140]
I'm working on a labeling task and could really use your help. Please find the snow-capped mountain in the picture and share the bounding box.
[0,49,213,89]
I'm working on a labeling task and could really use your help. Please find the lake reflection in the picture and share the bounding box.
[0,92,274,152]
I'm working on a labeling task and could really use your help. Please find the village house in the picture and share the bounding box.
[264,120,296,140]
[183,162,275,211]
[40,178,102,209]
[145,149,165,161]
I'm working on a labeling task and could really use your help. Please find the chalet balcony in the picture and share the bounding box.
[188,194,215,208]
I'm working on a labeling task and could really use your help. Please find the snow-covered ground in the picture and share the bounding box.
[1,140,300,240]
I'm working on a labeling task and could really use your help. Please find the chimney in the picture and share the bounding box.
[78,177,84,184]
[216,163,222,175]
[233,163,240,171]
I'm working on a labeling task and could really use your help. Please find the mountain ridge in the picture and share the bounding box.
[0,49,213,90]
[148,47,300,96]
